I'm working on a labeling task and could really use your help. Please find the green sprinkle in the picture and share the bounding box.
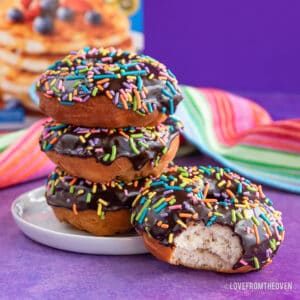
[152,197,166,209]
[100,211,105,220]
[138,141,149,148]
[168,198,177,205]
[253,256,260,269]
[69,186,75,194]
[247,185,257,192]
[236,212,243,220]
[231,210,237,223]
[92,87,98,96]
[251,216,260,226]
[110,145,117,161]
[135,199,151,221]
[86,193,92,203]
[129,138,140,154]
[50,182,55,195]
[162,146,168,154]
[214,212,224,217]
[131,133,144,138]
[103,153,111,161]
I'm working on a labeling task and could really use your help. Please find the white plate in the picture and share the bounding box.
[11,187,148,255]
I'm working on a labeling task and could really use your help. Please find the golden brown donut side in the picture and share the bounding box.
[44,136,180,183]
[39,92,167,128]
[53,207,132,236]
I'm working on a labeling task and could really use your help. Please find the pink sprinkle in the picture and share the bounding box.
[239,259,248,266]
[168,205,182,210]
[46,90,54,95]
[95,148,103,153]
[73,96,83,102]
[124,189,128,196]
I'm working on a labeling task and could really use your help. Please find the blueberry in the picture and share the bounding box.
[56,7,74,22]
[40,0,59,15]
[33,16,54,34]
[85,11,102,25]
[7,8,24,22]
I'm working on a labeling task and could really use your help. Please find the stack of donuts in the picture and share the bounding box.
[37,47,284,273]
[37,47,183,236]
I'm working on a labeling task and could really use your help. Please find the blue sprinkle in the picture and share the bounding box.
[137,76,143,91]
[81,85,89,93]
[237,182,243,194]
[167,69,176,78]
[154,202,168,213]
[161,88,173,98]
[185,187,193,193]
[65,75,85,80]
[151,181,165,187]
[206,215,217,227]
[161,107,167,114]
[218,201,228,206]
[169,99,174,114]
[138,208,149,224]
[121,70,147,76]
[45,144,53,151]
[94,74,118,79]
[277,226,284,232]
[166,81,177,95]
[147,103,153,113]
[60,101,75,106]
[139,196,147,205]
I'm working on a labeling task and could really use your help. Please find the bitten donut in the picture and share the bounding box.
[40,118,182,182]
[36,47,183,128]
[132,165,284,273]
[46,167,145,236]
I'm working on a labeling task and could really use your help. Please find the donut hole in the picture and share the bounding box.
[171,222,243,272]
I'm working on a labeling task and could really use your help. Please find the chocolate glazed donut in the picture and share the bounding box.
[131,165,285,273]
[40,117,183,183]
[36,47,183,128]
[46,167,146,236]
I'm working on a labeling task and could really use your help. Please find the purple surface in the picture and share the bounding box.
[0,157,299,299]
[144,0,300,94]
[1,94,299,299]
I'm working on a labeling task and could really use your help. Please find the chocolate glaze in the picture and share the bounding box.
[36,48,183,115]
[39,118,182,170]
[132,165,284,270]
[46,167,145,212]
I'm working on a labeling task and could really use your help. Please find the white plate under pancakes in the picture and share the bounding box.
[11,186,148,255]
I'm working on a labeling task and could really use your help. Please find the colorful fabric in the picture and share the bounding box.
[177,86,300,193]
[0,86,299,193]
[0,119,54,189]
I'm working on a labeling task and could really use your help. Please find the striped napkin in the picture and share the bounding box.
[177,86,300,193]
[0,86,299,193]
[0,119,54,189]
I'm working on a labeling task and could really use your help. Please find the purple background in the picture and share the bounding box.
[144,0,300,94]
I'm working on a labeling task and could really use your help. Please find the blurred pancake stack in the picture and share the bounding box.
[0,0,133,110]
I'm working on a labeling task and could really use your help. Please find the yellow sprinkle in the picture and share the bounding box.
[176,219,187,229]
[99,199,109,206]
[79,136,86,144]
[97,203,102,216]
[168,233,174,244]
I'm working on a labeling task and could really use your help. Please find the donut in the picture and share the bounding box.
[39,117,182,183]
[36,47,183,128]
[131,165,285,273]
[46,166,146,236]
